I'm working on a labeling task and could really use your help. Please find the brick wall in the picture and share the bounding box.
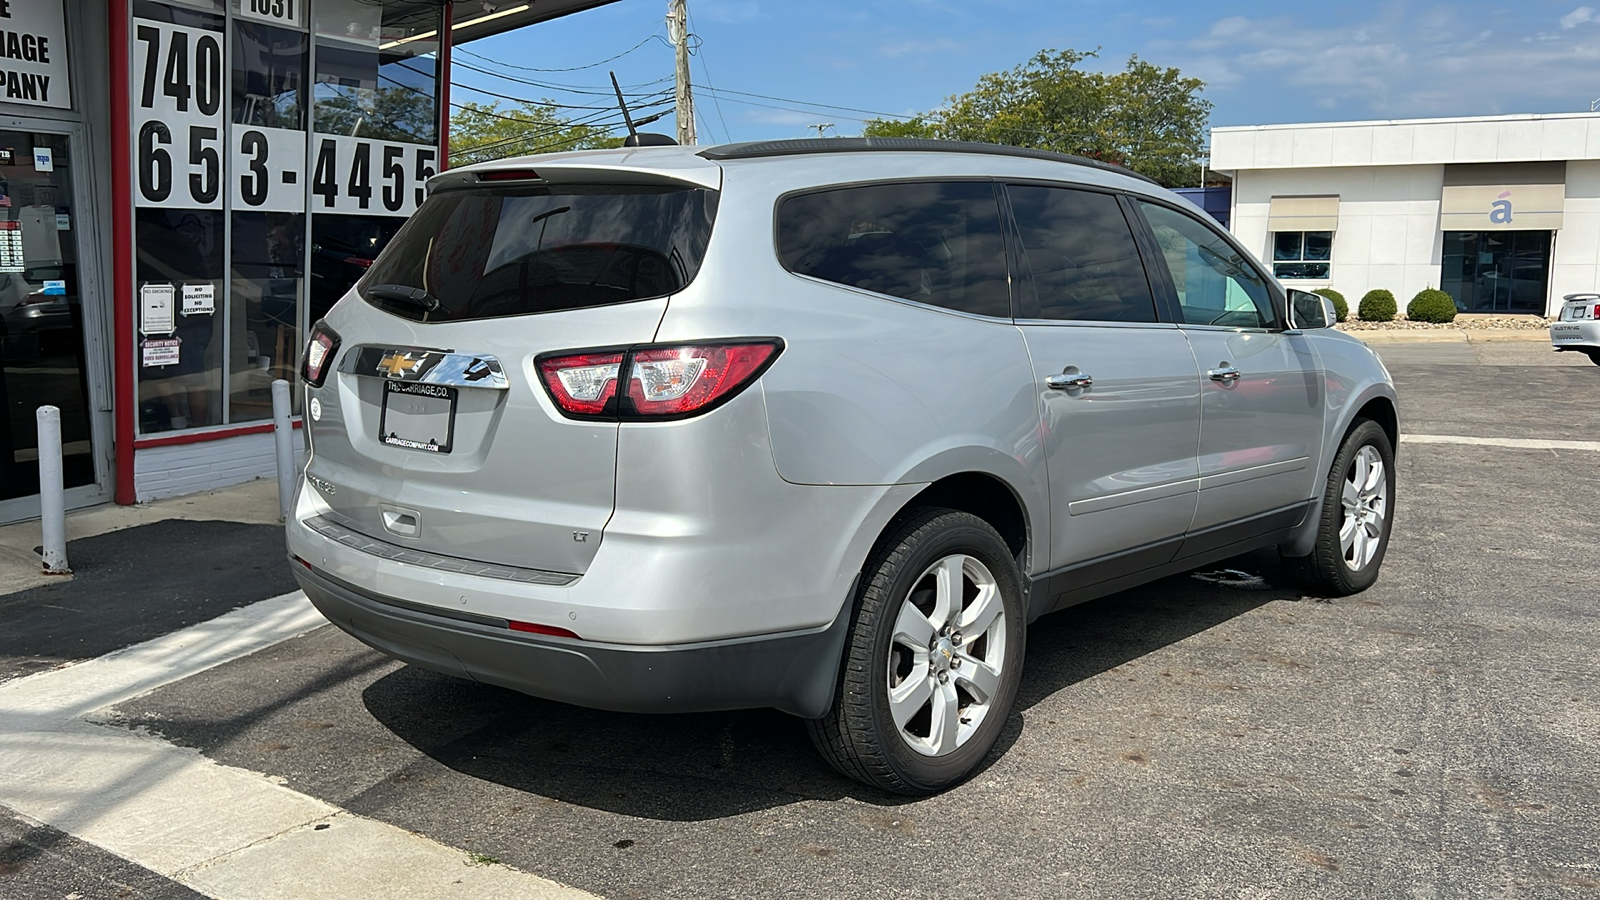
[133,432,307,502]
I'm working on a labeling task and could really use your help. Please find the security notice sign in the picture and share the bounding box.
[0,0,71,109]
[132,18,225,209]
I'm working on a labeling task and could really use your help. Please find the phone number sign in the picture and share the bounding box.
[132,19,228,209]
[132,17,438,217]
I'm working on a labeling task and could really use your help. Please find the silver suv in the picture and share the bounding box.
[288,138,1399,795]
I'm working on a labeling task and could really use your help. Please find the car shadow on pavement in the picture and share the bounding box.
[358,548,1301,821]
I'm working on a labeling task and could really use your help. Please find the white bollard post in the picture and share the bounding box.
[271,379,296,522]
[36,405,70,574]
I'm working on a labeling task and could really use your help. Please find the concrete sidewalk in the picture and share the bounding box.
[0,479,283,597]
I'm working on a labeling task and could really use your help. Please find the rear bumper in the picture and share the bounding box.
[294,562,848,717]
[1550,320,1600,350]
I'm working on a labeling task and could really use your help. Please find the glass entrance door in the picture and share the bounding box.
[0,130,99,510]
[1441,231,1552,313]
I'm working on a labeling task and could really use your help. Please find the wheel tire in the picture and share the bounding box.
[806,507,1025,795]
[1283,419,1396,596]
[1585,349,1600,367]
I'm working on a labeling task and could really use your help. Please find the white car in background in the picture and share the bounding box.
[1551,293,1600,366]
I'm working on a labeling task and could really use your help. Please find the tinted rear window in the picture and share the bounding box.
[359,184,718,322]
[777,181,1011,318]
[1008,185,1157,323]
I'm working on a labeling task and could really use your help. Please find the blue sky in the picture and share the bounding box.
[458,0,1600,146]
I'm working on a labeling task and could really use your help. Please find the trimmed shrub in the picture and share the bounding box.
[1407,288,1458,323]
[1358,289,1397,322]
[1314,288,1349,323]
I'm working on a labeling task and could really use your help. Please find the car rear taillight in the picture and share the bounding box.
[300,321,341,387]
[536,339,783,421]
[1593,304,1599,319]
[537,351,625,416]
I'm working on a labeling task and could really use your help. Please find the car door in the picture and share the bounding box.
[1004,183,1202,584]
[1130,199,1326,544]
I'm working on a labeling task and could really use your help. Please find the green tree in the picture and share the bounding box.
[861,49,1212,187]
[449,101,623,164]
[861,115,937,139]
[315,86,438,144]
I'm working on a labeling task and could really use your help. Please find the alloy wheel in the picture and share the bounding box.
[885,554,1008,757]
[1339,445,1388,571]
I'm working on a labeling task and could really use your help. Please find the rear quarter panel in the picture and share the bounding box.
[652,157,1051,572]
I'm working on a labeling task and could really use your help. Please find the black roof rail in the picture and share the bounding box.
[696,137,1158,185]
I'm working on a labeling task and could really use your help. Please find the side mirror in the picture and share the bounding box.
[1287,289,1335,330]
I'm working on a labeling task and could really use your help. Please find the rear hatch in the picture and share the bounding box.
[1559,294,1598,322]
[307,162,720,575]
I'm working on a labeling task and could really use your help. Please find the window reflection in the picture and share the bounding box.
[233,21,306,129]
[230,212,304,421]
[136,210,226,432]
[312,1,440,144]
[309,214,403,322]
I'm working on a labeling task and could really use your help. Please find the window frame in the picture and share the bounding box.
[1270,230,1333,281]
[771,176,1018,322]
[1124,195,1289,333]
[996,179,1167,328]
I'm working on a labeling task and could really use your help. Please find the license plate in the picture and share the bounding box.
[380,381,457,453]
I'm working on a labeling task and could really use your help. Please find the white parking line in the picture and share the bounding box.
[1401,434,1600,452]
[0,592,597,900]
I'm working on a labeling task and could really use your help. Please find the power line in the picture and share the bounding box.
[449,77,674,112]
[692,91,879,124]
[457,34,667,73]
[696,85,915,120]
[685,5,730,143]
[450,57,674,96]
[389,57,672,112]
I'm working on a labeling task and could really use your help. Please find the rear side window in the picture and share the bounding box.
[1007,185,1157,322]
[359,184,718,322]
[777,182,1011,319]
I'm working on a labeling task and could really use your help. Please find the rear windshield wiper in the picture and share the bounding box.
[366,283,441,313]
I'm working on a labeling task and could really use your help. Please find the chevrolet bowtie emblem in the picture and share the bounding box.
[377,351,425,379]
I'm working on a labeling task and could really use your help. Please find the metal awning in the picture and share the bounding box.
[424,1,623,46]
[1267,195,1340,232]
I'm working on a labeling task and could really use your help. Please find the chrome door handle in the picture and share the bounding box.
[1208,365,1241,383]
[1045,372,1093,390]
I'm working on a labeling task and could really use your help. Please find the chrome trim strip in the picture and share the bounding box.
[341,346,510,390]
[1198,457,1310,491]
[302,515,579,586]
[1067,478,1199,516]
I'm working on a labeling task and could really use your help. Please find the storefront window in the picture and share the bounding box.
[135,209,226,432]
[128,0,439,435]
[232,21,306,129]
[312,1,438,145]
[309,214,403,322]
[1440,231,1550,313]
[230,211,303,420]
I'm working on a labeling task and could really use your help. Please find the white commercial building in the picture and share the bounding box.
[1210,113,1600,318]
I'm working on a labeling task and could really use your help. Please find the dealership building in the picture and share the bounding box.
[1209,112,1600,318]
[0,0,609,524]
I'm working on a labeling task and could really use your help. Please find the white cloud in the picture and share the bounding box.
[1560,6,1598,28]
[1166,10,1600,121]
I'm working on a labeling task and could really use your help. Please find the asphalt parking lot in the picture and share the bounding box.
[72,341,1594,899]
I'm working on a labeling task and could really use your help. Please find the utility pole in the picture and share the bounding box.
[667,0,696,145]
[809,123,834,139]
